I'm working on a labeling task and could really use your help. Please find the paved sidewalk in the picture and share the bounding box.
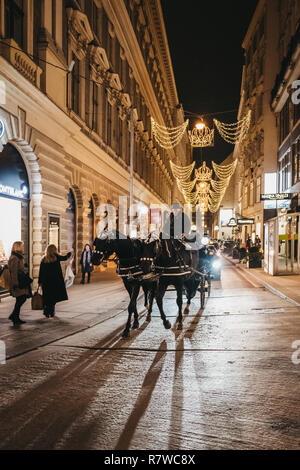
[0,269,137,359]
[225,255,300,306]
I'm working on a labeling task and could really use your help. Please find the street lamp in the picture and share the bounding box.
[196,121,205,130]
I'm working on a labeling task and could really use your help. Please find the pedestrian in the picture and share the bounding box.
[8,241,32,325]
[38,244,72,318]
[255,235,261,248]
[246,236,252,250]
[80,244,94,284]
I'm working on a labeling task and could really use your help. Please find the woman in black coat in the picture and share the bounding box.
[38,244,72,318]
[80,244,94,284]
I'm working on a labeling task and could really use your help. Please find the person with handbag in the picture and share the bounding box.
[8,241,32,325]
[38,244,72,318]
[80,244,93,284]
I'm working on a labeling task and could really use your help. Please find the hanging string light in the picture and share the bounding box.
[213,111,251,144]
[212,160,237,180]
[151,117,189,149]
[188,122,214,147]
[170,161,195,180]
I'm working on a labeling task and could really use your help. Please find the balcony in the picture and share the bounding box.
[0,39,42,89]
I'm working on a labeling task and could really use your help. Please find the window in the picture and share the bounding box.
[101,12,108,50]
[250,182,254,207]
[86,0,99,39]
[71,54,80,115]
[33,0,42,60]
[102,88,107,140]
[92,82,98,132]
[52,0,56,40]
[256,177,261,203]
[280,101,290,143]
[243,186,248,208]
[5,0,25,49]
[118,117,123,158]
[107,101,112,146]
[279,151,292,191]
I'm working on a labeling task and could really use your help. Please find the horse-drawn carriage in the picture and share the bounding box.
[92,231,213,338]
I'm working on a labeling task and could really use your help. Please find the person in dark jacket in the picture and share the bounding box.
[162,204,191,239]
[80,244,94,284]
[38,244,72,318]
[8,241,32,325]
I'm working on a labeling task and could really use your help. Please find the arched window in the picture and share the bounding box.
[0,143,30,274]
[66,189,76,272]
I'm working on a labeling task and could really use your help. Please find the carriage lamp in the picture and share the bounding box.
[213,260,221,269]
[201,236,209,245]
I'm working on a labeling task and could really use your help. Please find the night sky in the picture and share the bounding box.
[161,0,258,165]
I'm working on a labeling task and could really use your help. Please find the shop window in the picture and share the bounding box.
[48,214,60,250]
[66,190,76,273]
[5,0,25,49]
[0,143,30,277]
[88,199,94,246]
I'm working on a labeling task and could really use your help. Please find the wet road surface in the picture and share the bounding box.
[0,259,299,450]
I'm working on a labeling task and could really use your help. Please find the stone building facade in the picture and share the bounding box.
[0,0,188,285]
[233,0,280,245]
[264,0,300,275]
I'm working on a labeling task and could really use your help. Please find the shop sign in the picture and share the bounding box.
[277,199,291,209]
[237,218,254,225]
[260,193,292,201]
[227,218,237,227]
[0,183,28,199]
[0,120,4,139]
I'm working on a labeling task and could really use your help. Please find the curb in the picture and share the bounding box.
[225,256,300,307]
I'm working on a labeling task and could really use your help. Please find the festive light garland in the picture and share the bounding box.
[212,160,237,180]
[213,111,251,145]
[170,161,195,180]
[151,117,189,149]
[188,126,214,147]
[171,159,237,213]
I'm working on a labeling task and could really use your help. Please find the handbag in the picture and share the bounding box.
[64,263,75,288]
[31,288,44,310]
[18,271,33,289]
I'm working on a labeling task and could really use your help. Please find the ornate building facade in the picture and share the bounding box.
[233,0,280,245]
[265,0,300,275]
[0,0,188,285]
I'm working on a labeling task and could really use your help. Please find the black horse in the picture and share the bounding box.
[153,237,200,330]
[93,231,168,338]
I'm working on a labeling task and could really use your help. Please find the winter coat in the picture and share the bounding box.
[80,250,94,273]
[38,253,71,305]
[8,252,32,298]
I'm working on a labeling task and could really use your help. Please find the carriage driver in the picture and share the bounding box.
[162,203,192,239]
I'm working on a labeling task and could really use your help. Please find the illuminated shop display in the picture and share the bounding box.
[0,143,30,272]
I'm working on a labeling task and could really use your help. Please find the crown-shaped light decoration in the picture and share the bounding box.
[195,161,213,182]
[188,123,214,148]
